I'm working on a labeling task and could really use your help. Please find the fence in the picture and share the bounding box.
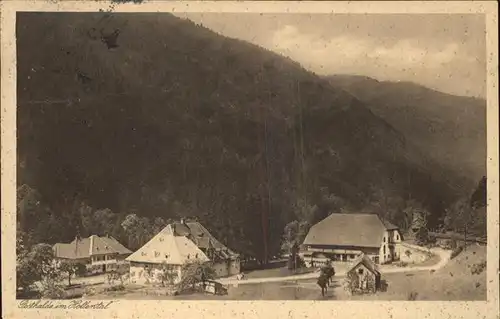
[428,232,487,245]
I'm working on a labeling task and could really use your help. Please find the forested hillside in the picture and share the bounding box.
[325,75,486,190]
[17,13,463,262]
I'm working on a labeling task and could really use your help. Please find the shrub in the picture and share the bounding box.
[343,272,359,295]
[157,262,178,286]
[40,282,66,299]
[470,261,486,275]
[84,286,97,296]
[177,261,216,294]
[104,284,125,292]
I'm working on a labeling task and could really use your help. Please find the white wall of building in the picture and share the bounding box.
[379,230,403,264]
[213,259,241,278]
[129,263,182,285]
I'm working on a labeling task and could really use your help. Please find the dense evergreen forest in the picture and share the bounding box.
[16,13,487,262]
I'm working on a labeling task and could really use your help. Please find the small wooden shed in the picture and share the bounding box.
[346,254,381,294]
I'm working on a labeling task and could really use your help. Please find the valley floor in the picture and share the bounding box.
[80,244,486,301]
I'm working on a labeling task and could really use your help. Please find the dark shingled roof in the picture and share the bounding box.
[53,235,132,260]
[171,221,239,258]
[303,213,399,248]
[347,253,380,275]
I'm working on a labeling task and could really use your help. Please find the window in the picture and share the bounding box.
[349,254,355,259]
[383,237,386,242]
[358,268,364,275]
[383,246,386,254]
[396,234,400,241]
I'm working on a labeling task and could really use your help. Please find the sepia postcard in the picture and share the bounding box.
[1,1,499,318]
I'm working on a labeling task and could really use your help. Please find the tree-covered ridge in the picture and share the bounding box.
[325,75,486,192]
[17,13,467,262]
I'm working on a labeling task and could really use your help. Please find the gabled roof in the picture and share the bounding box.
[53,235,131,259]
[380,219,399,230]
[169,221,239,258]
[347,254,380,275]
[126,220,239,265]
[303,213,399,248]
[126,228,209,265]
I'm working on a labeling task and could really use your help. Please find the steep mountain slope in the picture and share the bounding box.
[325,75,486,191]
[17,13,457,258]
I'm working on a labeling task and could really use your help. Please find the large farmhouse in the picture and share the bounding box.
[53,235,132,274]
[126,219,240,285]
[301,213,403,265]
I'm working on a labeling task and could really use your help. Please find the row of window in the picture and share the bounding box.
[383,232,401,243]
[91,254,115,262]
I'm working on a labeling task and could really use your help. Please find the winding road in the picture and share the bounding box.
[218,248,452,286]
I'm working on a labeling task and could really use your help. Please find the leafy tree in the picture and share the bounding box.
[17,243,64,298]
[282,220,311,253]
[153,217,167,234]
[415,226,429,245]
[78,201,96,236]
[366,186,406,224]
[57,262,86,287]
[157,262,178,287]
[16,237,37,294]
[17,185,42,231]
[445,195,486,245]
[410,210,428,232]
[402,200,427,231]
[107,265,129,285]
[292,198,318,224]
[92,208,118,236]
[445,198,472,251]
[287,248,305,272]
[470,176,486,209]
[343,272,358,295]
[121,213,142,249]
[58,262,76,286]
[177,261,216,293]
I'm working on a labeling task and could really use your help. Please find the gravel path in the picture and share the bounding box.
[218,248,452,286]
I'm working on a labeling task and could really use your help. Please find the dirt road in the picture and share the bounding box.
[218,248,452,286]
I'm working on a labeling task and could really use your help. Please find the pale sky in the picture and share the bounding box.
[174,13,486,98]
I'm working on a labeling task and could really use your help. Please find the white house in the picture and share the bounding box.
[126,219,240,285]
[301,213,403,265]
[53,235,132,274]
